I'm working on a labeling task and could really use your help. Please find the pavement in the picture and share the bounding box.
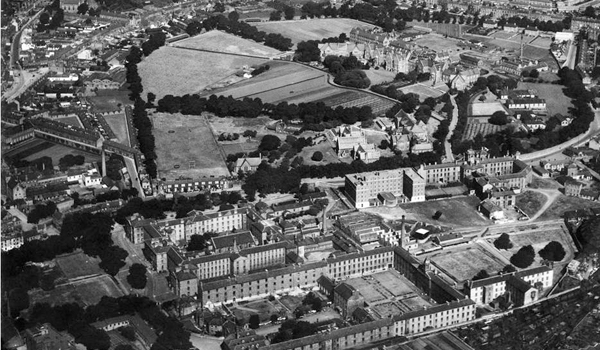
[123,156,145,199]
[444,95,459,162]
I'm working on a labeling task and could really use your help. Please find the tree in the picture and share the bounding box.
[488,111,509,125]
[249,314,260,329]
[539,241,566,261]
[295,41,321,62]
[473,269,489,280]
[502,264,517,273]
[494,233,513,250]
[577,217,600,255]
[187,233,215,251]
[259,135,281,151]
[379,139,390,149]
[529,69,540,78]
[98,246,128,276]
[40,11,50,24]
[8,288,29,318]
[311,151,323,162]
[127,263,147,290]
[77,2,89,14]
[510,245,535,268]
[284,6,295,20]
[228,11,240,22]
[270,314,279,323]
[269,10,281,21]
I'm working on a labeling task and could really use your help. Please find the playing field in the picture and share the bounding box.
[88,90,132,113]
[252,18,375,46]
[138,46,269,99]
[399,83,446,101]
[173,30,284,58]
[430,243,506,282]
[517,82,573,116]
[104,113,130,146]
[152,112,230,180]
[56,252,103,279]
[469,101,508,116]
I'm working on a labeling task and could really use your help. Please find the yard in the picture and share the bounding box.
[517,82,574,117]
[538,194,600,221]
[529,176,562,189]
[367,196,491,228]
[29,275,124,307]
[252,18,376,46]
[103,113,130,147]
[516,191,548,217]
[151,112,230,180]
[429,243,507,282]
[278,295,304,313]
[55,116,83,128]
[55,251,103,279]
[173,30,283,58]
[138,46,269,99]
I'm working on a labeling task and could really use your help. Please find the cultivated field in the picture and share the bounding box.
[152,112,230,180]
[104,113,130,146]
[367,196,490,227]
[88,90,132,113]
[56,116,83,128]
[252,18,375,46]
[462,121,507,140]
[315,91,397,116]
[429,243,506,282]
[538,194,600,221]
[517,82,573,116]
[56,252,103,279]
[173,30,283,58]
[138,46,269,99]
[516,191,548,217]
[399,83,446,101]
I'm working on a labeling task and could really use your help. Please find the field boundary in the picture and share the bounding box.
[170,44,283,60]
[203,114,231,176]
[239,75,324,99]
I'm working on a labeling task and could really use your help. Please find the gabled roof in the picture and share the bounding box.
[334,282,357,300]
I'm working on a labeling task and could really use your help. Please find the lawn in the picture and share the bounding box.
[538,194,600,221]
[56,116,83,128]
[173,30,283,58]
[429,243,507,282]
[23,143,101,165]
[138,46,269,99]
[29,275,124,307]
[529,177,562,189]
[245,300,283,322]
[104,113,130,147]
[152,112,230,180]
[252,18,376,46]
[279,295,303,313]
[368,196,490,228]
[364,69,396,85]
[56,252,103,279]
[516,191,548,217]
[517,82,573,116]
[209,115,274,156]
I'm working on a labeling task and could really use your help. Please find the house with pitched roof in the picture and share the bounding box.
[234,157,262,173]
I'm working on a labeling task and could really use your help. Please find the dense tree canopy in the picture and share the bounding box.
[538,241,566,262]
[510,245,535,268]
[127,263,148,289]
[494,233,514,250]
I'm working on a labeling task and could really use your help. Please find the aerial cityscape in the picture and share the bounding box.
[2,0,600,349]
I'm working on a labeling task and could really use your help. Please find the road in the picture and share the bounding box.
[123,156,145,199]
[525,187,561,222]
[189,333,222,350]
[444,95,459,162]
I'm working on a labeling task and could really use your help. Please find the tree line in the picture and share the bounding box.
[186,12,293,51]
[125,46,158,178]
[156,93,374,131]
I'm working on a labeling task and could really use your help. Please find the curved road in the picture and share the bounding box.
[524,187,561,222]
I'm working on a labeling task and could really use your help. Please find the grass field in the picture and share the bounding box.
[104,113,130,147]
[152,112,230,180]
[368,196,490,227]
[88,90,131,113]
[209,116,273,156]
[279,295,303,312]
[516,191,548,216]
[252,18,375,46]
[399,83,446,101]
[538,194,600,221]
[517,82,573,116]
[56,252,103,279]
[430,243,506,282]
[412,34,465,60]
[30,275,124,307]
[469,101,508,116]
[529,177,562,189]
[364,69,396,85]
[139,47,269,99]
[173,30,283,57]
[56,116,83,128]
[24,143,101,165]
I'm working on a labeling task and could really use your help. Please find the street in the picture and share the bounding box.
[189,333,222,350]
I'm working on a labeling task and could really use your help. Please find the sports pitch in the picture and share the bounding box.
[152,112,230,180]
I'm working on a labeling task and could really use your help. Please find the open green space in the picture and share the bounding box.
[88,90,131,113]
[517,82,573,116]
[103,113,130,147]
[173,30,283,57]
[56,252,103,279]
[397,196,490,227]
[538,194,600,221]
[516,191,548,217]
[429,243,506,282]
